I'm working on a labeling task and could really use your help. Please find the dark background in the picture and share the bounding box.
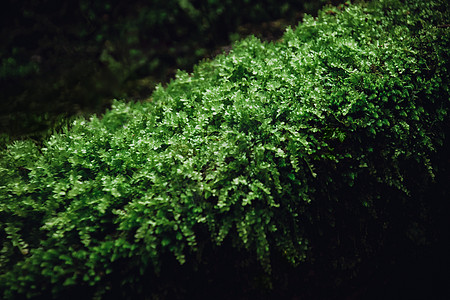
[0,0,338,146]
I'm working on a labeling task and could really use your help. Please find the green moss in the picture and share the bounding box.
[1,0,449,298]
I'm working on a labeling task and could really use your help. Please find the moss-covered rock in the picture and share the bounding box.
[1,0,449,298]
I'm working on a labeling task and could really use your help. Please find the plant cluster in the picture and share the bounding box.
[1,0,449,298]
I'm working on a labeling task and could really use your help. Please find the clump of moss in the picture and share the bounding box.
[1,0,449,298]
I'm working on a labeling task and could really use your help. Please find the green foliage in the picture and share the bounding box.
[1,0,449,298]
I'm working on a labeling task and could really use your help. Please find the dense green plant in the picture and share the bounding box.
[1,0,449,298]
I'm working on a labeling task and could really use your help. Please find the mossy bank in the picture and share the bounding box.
[1,0,449,299]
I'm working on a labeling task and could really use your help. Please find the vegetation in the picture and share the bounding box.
[1,0,449,298]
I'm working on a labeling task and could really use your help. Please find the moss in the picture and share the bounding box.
[0,0,449,298]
